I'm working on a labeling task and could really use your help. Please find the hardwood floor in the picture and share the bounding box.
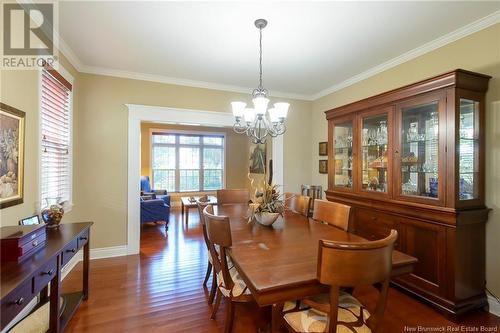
[62,209,500,332]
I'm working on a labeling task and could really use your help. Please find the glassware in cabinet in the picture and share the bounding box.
[399,101,440,198]
[361,114,388,193]
[333,122,353,189]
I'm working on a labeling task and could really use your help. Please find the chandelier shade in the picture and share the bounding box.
[231,19,289,144]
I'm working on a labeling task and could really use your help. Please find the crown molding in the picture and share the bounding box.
[57,34,85,72]
[51,8,499,102]
[312,10,500,100]
[79,65,313,100]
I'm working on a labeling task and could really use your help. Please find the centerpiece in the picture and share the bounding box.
[248,160,284,226]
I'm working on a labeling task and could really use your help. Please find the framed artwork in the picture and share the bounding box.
[0,103,25,209]
[249,143,266,174]
[319,160,328,174]
[319,142,328,156]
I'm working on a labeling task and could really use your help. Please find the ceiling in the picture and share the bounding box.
[59,1,499,100]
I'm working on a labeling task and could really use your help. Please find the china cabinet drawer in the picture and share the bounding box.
[33,257,57,294]
[61,239,78,267]
[0,279,33,328]
[354,209,400,248]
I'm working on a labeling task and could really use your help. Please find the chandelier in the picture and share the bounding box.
[231,19,289,144]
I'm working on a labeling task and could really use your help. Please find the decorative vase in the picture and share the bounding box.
[254,212,280,227]
[41,198,65,229]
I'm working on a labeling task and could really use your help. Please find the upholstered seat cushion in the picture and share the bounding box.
[216,265,251,298]
[283,291,371,333]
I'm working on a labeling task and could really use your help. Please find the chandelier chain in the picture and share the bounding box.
[259,26,263,90]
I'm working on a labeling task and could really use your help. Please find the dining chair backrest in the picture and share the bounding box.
[217,189,250,205]
[312,199,351,231]
[203,205,234,291]
[197,201,211,250]
[317,230,398,333]
[284,192,312,217]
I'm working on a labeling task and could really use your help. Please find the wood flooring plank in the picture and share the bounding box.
[61,209,500,332]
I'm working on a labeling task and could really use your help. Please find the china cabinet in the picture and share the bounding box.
[325,69,491,319]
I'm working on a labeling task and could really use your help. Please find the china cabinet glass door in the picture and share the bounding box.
[458,98,480,201]
[396,93,445,205]
[333,120,354,189]
[360,110,392,195]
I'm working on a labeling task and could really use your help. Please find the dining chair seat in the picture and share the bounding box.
[216,265,251,298]
[283,291,371,333]
[211,245,232,265]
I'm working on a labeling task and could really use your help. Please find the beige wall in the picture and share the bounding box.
[0,53,79,226]
[66,73,311,249]
[310,23,500,295]
[140,122,253,202]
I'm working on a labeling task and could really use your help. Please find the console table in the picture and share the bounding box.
[1,222,93,332]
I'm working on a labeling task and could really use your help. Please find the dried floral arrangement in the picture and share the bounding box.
[248,159,284,223]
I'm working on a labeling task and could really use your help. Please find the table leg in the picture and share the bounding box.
[40,286,49,303]
[49,257,61,333]
[181,202,185,222]
[186,207,189,225]
[83,234,90,300]
[272,303,284,333]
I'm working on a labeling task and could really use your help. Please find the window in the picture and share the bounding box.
[40,66,72,206]
[151,132,224,192]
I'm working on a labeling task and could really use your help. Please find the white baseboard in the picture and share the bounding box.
[488,295,500,317]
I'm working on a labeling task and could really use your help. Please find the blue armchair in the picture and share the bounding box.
[140,176,171,229]
[140,198,170,229]
[140,176,171,207]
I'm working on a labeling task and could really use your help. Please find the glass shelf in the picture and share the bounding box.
[334,121,353,189]
[459,98,479,201]
[361,114,388,193]
[400,101,440,199]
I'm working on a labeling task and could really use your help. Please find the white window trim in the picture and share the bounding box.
[127,104,284,255]
[148,128,227,193]
[38,65,74,212]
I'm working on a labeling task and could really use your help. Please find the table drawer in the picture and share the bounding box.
[61,239,78,267]
[33,257,57,294]
[77,229,89,249]
[0,279,33,329]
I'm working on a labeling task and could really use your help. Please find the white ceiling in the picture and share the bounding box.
[59,1,499,100]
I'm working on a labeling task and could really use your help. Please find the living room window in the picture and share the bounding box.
[151,132,225,192]
[40,66,73,206]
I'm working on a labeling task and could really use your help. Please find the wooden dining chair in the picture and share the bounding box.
[312,199,351,231]
[197,201,217,304]
[217,189,250,205]
[283,230,398,333]
[203,206,253,333]
[284,192,312,217]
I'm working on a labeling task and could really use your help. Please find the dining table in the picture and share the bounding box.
[214,204,418,332]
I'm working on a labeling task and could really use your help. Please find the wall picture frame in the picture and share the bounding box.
[0,103,25,209]
[319,142,328,156]
[249,143,266,174]
[319,160,328,174]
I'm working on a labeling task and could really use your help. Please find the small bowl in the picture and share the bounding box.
[255,212,280,226]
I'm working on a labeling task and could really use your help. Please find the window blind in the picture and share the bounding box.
[40,67,72,205]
